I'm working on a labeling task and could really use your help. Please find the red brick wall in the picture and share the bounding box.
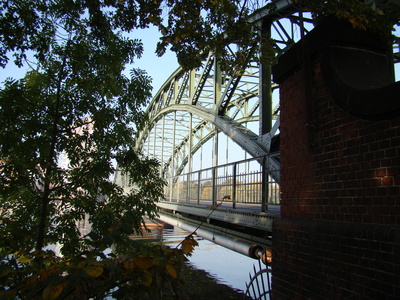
[272,59,400,299]
[279,63,400,223]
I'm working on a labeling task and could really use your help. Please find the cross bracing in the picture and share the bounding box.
[135,57,278,176]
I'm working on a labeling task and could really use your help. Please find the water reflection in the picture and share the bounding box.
[139,221,258,292]
[52,217,262,296]
[189,238,256,292]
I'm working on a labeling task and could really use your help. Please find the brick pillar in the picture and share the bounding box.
[271,17,400,299]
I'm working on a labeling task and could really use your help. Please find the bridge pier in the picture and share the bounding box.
[272,17,400,299]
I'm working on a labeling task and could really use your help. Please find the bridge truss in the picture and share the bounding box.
[131,0,399,186]
[136,56,280,178]
[135,1,316,182]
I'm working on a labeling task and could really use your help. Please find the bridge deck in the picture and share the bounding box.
[157,200,280,232]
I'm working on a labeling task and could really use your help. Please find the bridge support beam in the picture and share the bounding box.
[212,129,219,207]
[259,19,273,212]
[259,18,273,138]
[261,155,268,212]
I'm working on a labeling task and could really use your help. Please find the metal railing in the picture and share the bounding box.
[164,154,280,212]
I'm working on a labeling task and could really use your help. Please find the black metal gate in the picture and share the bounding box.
[245,260,272,300]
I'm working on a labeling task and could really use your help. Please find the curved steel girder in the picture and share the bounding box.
[153,104,280,182]
[136,84,260,152]
[137,60,261,151]
[167,97,262,163]
[137,90,263,153]
[157,104,263,155]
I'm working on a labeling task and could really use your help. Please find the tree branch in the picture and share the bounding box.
[35,43,69,252]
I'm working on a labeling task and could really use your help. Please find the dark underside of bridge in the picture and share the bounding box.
[156,201,278,259]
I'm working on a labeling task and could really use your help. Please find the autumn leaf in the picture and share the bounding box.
[166,263,177,279]
[181,236,199,254]
[16,255,30,264]
[141,271,153,287]
[84,263,104,278]
[122,259,136,270]
[134,255,153,270]
[42,283,65,300]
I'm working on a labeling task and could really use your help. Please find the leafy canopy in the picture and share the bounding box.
[0,0,160,255]
[2,1,398,75]
[305,0,400,34]
[0,0,194,298]
[153,0,399,72]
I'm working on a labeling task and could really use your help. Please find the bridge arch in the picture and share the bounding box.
[129,1,399,185]
[132,2,320,181]
[135,55,281,178]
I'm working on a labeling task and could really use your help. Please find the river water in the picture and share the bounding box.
[142,223,260,293]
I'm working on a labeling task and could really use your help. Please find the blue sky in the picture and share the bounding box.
[0,24,178,97]
[125,25,179,96]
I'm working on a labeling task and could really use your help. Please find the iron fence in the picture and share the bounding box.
[164,154,280,211]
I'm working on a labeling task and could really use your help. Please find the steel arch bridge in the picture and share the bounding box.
[135,54,281,180]
[126,0,400,189]
[135,1,316,183]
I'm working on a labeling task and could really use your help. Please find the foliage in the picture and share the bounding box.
[0,238,198,299]
[154,0,257,74]
[0,0,162,247]
[0,0,192,298]
[152,0,399,73]
[3,1,397,77]
[108,0,400,79]
[304,0,400,35]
